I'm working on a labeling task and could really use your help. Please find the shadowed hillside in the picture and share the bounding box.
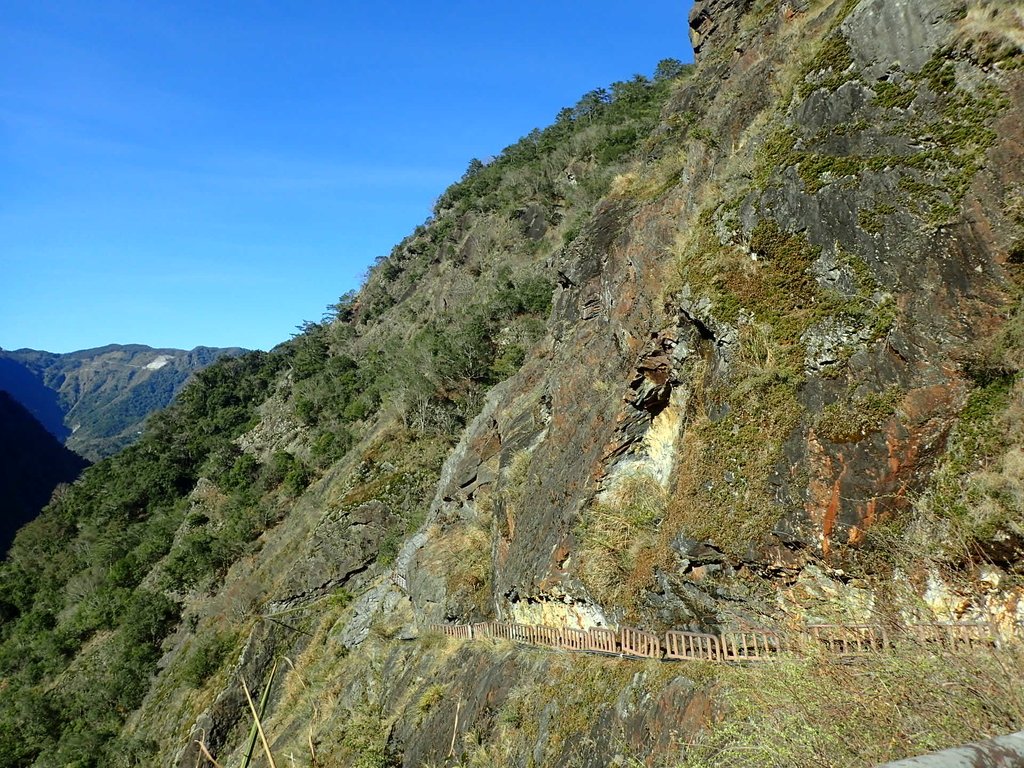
[0,392,88,556]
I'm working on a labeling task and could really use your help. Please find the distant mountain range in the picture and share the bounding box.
[0,344,246,461]
[0,392,89,555]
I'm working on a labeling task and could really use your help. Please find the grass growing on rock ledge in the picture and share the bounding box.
[253,624,699,768]
[662,198,904,558]
[674,217,868,358]
[452,652,690,768]
[909,372,1024,564]
[680,643,1024,768]
[814,386,902,443]
[431,505,494,619]
[753,40,1011,226]
[576,471,668,607]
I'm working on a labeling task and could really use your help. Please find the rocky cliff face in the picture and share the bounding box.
[4,2,1024,767]
[407,0,1024,631]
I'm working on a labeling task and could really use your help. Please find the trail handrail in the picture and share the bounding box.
[588,627,618,654]
[621,627,662,658]
[561,627,589,651]
[665,630,722,661]
[424,618,1010,663]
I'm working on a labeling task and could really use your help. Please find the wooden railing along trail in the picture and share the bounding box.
[424,619,1001,662]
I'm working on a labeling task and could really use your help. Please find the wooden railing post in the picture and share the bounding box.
[419,618,1011,667]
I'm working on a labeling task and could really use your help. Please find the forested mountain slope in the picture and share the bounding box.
[2,1,1023,766]
[0,345,246,460]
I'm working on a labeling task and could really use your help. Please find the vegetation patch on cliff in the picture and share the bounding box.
[664,214,894,557]
[576,472,668,607]
[681,643,1024,768]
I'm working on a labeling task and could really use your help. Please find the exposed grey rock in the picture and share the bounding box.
[676,285,738,364]
[516,203,548,240]
[236,390,306,461]
[175,713,214,768]
[802,316,875,372]
[876,730,1024,767]
[672,533,728,564]
[534,701,558,767]
[799,81,872,134]
[402,377,516,619]
[689,0,751,61]
[335,582,393,648]
[844,0,955,80]
[269,498,391,612]
[645,571,725,631]
[174,619,285,768]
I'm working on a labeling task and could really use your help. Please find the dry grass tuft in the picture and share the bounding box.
[434,511,494,616]
[952,2,1024,68]
[680,642,1024,768]
[577,472,669,608]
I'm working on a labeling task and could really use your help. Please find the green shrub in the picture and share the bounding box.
[815,386,902,443]
[181,631,236,688]
[417,684,446,715]
[224,453,260,490]
[261,450,303,491]
[311,427,356,467]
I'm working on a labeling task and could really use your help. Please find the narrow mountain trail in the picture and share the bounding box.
[426,618,1010,662]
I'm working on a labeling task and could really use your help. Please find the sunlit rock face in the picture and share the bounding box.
[407,0,1023,634]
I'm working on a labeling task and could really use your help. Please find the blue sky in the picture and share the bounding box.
[2,2,694,353]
